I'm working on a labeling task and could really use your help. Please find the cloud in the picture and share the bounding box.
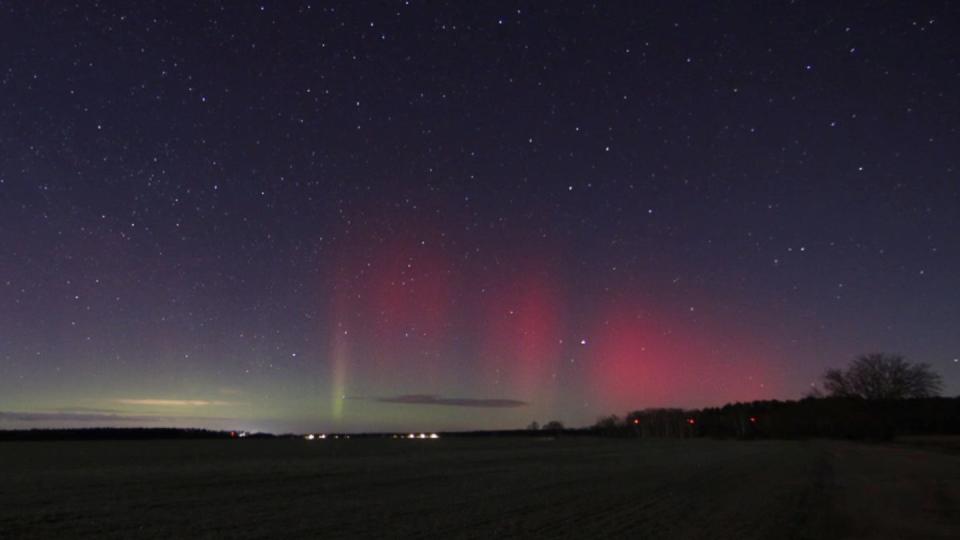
[51,407,126,414]
[373,394,528,408]
[114,399,234,407]
[0,410,229,423]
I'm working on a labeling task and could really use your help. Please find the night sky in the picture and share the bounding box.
[2,2,958,434]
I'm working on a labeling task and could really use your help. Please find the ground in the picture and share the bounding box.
[1,437,957,539]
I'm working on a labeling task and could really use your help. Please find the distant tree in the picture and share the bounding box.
[823,353,943,400]
[593,414,623,435]
[542,420,564,431]
[527,421,540,431]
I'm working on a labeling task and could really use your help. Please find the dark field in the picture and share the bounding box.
[2,437,958,539]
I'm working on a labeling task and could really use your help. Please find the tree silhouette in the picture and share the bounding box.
[823,353,942,400]
[542,420,564,431]
[593,415,622,435]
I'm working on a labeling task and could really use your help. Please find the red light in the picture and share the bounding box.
[633,419,640,425]
[749,416,757,423]
[230,431,237,438]
[686,418,695,425]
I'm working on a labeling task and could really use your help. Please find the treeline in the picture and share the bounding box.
[0,428,269,441]
[591,396,960,440]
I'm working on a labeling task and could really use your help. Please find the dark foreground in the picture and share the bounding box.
[1,437,957,539]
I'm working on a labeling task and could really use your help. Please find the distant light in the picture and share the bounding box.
[580,338,587,345]
[305,434,315,440]
[419,433,427,439]
[749,416,757,423]
[686,418,695,425]
[633,419,640,425]
[319,434,326,439]
[429,433,439,439]
[408,433,416,439]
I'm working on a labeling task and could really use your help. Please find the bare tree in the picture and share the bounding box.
[593,415,621,433]
[542,420,564,431]
[823,353,942,399]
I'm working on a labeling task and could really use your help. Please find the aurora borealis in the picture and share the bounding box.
[1,2,958,433]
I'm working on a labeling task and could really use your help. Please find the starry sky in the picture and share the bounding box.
[1,1,958,434]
